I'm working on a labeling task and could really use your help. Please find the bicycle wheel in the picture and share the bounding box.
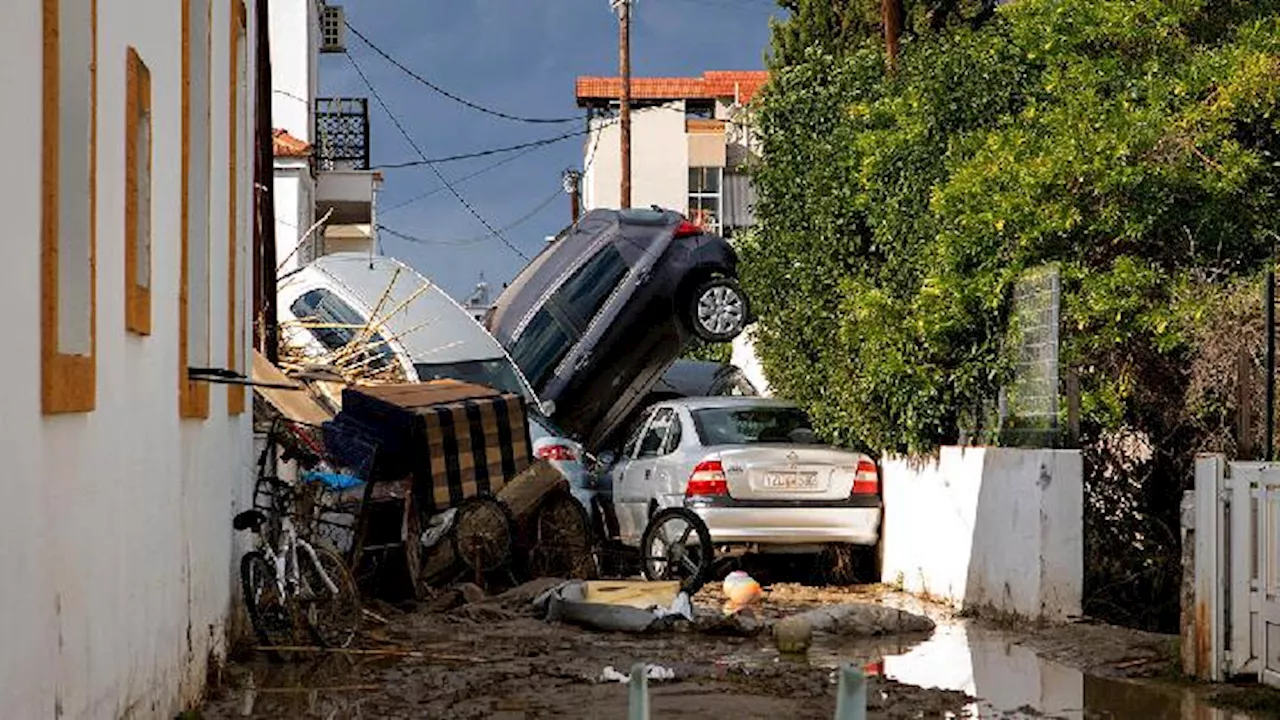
[240,551,298,657]
[297,543,362,649]
[640,507,715,595]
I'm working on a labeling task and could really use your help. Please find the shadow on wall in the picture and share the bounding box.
[880,447,1084,622]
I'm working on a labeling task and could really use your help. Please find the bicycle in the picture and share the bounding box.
[236,420,366,658]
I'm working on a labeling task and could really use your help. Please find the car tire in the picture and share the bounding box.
[687,277,749,343]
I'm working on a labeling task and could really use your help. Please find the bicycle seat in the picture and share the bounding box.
[233,509,267,531]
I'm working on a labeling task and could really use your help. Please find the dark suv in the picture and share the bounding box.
[486,208,749,450]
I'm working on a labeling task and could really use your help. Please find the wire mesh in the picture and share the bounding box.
[1000,263,1063,447]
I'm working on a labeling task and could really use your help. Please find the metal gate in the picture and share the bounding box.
[1193,456,1280,685]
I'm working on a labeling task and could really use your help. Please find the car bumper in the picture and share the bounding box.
[685,498,882,546]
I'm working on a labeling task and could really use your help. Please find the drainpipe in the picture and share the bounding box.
[254,0,279,362]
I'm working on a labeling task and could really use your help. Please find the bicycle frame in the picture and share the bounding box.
[257,510,341,602]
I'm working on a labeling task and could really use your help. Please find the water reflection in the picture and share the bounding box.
[811,622,1261,720]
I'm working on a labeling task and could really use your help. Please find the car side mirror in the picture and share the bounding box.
[599,451,618,468]
[540,399,557,416]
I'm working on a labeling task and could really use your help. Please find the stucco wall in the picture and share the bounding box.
[584,103,689,213]
[269,0,317,143]
[0,1,256,717]
[881,447,1083,621]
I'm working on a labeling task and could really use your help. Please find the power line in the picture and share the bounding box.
[344,51,531,262]
[379,187,564,247]
[345,20,580,125]
[380,144,547,215]
[372,127,592,169]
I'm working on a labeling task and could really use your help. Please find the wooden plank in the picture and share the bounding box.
[251,350,331,425]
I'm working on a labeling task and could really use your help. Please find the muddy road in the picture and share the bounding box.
[196,582,1268,719]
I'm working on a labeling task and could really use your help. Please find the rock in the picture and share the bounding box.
[458,582,487,605]
[774,615,813,653]
[785,603,935,638]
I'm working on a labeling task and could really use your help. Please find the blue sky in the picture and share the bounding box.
[319,0,784,301]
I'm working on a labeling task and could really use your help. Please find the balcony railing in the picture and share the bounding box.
[314,97,370,171]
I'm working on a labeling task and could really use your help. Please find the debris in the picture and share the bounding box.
[583,580,681,610]
[780,604,936,638]
[601,665,675,683]
[722,570,763,615]
[534,581,694,633]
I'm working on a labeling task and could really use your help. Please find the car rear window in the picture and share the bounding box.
[553,244,628,327]
[691,406,814,446]
[509,309,572,390]
[290,289,396,370]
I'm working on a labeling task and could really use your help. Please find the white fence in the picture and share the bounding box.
[1191,456,1280,685]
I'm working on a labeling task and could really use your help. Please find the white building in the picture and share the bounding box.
[0,0,261,716]
[271,0,382,273]
[576,70,768,237]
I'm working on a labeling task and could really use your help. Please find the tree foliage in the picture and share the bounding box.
[749,0,1280,630]
[747,0,1280,456]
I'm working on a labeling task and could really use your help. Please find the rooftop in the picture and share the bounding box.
[272,128,311,158]
[575,70,770,107]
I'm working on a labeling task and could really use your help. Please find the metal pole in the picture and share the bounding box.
[1267,262,1275,460]
[834,664,868,720]
[617,0,632,209]
[627,664,649,720]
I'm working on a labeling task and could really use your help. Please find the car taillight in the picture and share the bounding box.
[674,220,703,239]
[537,444,577,462]
[853,458,879,495]
[686,460,728,497]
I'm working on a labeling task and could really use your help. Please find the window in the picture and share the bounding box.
[290,289,396,370]
[553,245,628,329]
[414,359,530,401]
[660,415,683,454]
[41,0,98,414]
[509,309,572,391]
[622,408,656,458]
[691,406,815,447]
[180,0,213,418]
[227,0,248,414]
[125,47,151,336]
[688,167,722,235]
[637,408,674,458]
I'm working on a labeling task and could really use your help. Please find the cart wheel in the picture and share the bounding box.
[640,507,714,595]
[450,495,515,575]
[529,490,595,579]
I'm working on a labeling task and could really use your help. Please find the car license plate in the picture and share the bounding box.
[761,472,818,490]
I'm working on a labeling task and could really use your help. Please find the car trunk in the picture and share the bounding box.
[712,445,857,502]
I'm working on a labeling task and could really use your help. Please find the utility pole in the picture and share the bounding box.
[612,0,633,209]
[562,169,582,224]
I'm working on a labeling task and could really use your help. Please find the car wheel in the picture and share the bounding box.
[688,278,749,343]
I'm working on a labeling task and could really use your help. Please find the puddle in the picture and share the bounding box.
[807,622,1263,719]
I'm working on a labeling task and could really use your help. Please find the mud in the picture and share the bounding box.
[195,581,1278,719]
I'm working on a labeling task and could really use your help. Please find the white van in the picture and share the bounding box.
[278,253,600,512]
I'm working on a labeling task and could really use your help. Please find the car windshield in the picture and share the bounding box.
[690,406,814,446]
[414,358,531,401]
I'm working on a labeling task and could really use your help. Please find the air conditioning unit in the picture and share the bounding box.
[320,5,345,53]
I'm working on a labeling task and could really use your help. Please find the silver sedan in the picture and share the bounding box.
[602,398,882,571]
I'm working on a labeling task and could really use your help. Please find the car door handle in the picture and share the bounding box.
[574,352,592,371]
[644,469,651,480]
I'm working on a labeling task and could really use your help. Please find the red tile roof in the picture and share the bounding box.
[576,70,770,107]
[272,128,311,158]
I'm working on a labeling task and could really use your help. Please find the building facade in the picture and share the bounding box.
[271,0,381,273]
[575,70,768,236]
[0,0,260,716]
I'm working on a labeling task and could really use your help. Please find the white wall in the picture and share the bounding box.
[584,103,689,212]
[269,0,317,143]
[0,1,256,717]
[730,326,771,396]
[881,447,1083,621]
[274,166,312,272]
